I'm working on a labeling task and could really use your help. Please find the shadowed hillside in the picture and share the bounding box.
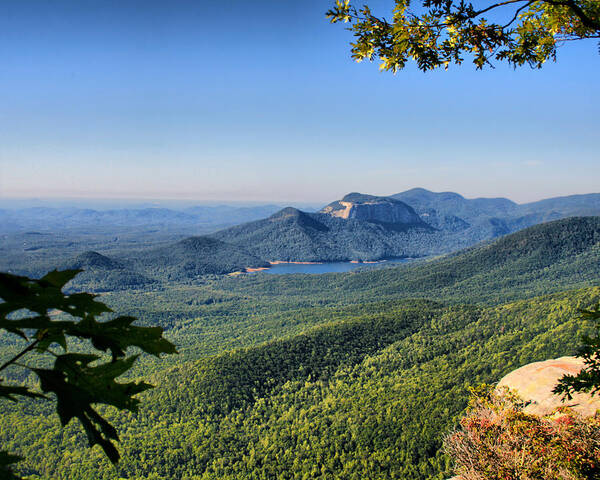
[132,236,270,279]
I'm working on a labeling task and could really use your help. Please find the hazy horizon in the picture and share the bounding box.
[2,186,600,211]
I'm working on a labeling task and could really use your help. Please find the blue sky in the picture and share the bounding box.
[0,0,598,204]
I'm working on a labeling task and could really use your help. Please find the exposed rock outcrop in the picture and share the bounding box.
[496,356,600,417]
[320,193,424,225]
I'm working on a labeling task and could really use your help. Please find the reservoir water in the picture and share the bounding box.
[260,258,411,275]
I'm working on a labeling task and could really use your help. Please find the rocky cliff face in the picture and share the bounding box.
[320,193,424,225]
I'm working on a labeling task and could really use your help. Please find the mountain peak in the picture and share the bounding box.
[266,207,329,232]
[401,187,433,194]
[72,251,122,269]
[268,207,304,220]
[340,192,401,204]
[341,192,376,203]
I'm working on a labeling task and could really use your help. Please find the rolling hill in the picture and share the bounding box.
[57,251,155,291]
[131,236,270,279]
[5,286,599,479]
[209,216,600,308]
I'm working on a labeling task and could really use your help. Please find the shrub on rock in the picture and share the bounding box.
[444,385,600,480]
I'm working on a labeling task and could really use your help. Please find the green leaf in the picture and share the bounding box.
[59,292,113,318]
[0,384,46,402]
[72,316,177,359]
[0,269,177,465]
[0,270,111,320]
[0,451,23,480]
[40,269,82,289]
[33,353,154,463]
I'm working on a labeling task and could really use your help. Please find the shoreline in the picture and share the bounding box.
[245,266,270,272]
[269,260,323,265]
[227,257,412,276]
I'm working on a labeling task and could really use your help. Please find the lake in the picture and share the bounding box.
[257,258,412,275]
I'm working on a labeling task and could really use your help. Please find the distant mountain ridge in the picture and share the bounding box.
[212,202,434,262]
[5,188,600,281]
[211,189,600,262]
[392,188,600,221]
[0,204,286,233]
[520,193,600,216]
[391,188,519,221]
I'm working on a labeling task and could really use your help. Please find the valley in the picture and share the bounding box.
[1,190,600,479]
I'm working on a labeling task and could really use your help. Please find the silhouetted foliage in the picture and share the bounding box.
[0,270,176,478]
[555,304,600,398]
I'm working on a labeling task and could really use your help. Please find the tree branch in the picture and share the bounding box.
[0,339,40,373]
[473,0,532,17]
[335,0,600,33]
[543,0,600,31]
[501,0,535,29]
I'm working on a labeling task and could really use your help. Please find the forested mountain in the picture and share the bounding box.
[60,250,156,291]
[392,187,520,220]
[3,286,598,479]
[2,211,600,479]
[211,205,436,261]
[66,250,124,270]
[211,187,600,261]
[343,216,600,303]
[392,188,600,237]
[393,188,600,220]
[202,217,600,310]
[0,234,270,284]
[3,216,599,296]
[129,236,270,279]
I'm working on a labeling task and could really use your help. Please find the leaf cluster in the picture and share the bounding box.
[554,304,600,399]
[326,0,600,71]
[0,269,176,475]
